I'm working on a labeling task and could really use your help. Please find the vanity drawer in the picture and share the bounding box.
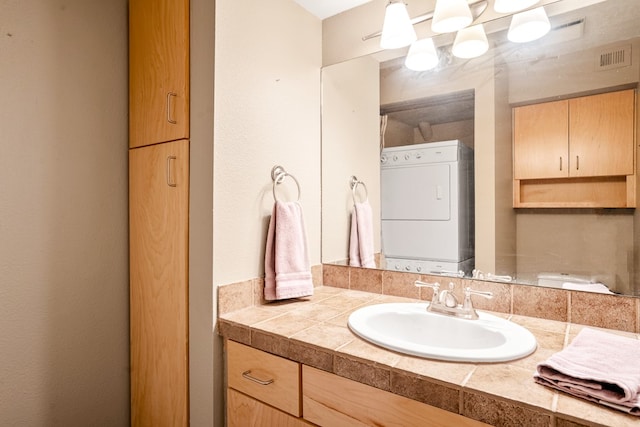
[303,365,489,427]
[227,340,301,417]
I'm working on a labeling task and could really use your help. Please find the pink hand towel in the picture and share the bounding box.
[534,327,640,415]
[348,201,376,268]
[264,201,314,301]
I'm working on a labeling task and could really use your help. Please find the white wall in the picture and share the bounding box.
[213,1,322,284]
[0,1,129,424]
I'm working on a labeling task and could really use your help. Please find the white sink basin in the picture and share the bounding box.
[348,303,537,363]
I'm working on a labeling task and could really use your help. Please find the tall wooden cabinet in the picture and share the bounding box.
[129,141,189,426]
[513,89,636,207]
[129,0,190,148]
[129,0,190,425]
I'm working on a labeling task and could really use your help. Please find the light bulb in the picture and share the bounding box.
[431,0,473,34]
[380,1,417,49]
[404,38,439,71]
[452,24,489,59]
[507,7,551,43]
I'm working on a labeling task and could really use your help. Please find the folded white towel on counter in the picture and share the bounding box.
[561,282,614,294]
[349,201,376,268]
[264,201,314,301]
[534,328,640,415]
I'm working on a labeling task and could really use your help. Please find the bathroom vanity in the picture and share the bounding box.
[218,281,640,427]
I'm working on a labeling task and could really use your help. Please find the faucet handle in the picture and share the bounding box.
[464,287,493,299]
[462,288,493,319]
[415,280,440,303]
[415,280,439,289]
[463,287,493,308]
[465,287,493,298]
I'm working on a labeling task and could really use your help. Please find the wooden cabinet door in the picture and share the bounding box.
[227,389,311,427]
[569,89,635,177]
[129,0,189,148]
[302,366,489,426]
[129,140,189,427]
[513,100,569,179]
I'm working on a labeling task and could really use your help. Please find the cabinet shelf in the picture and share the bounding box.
[513,175,636,208]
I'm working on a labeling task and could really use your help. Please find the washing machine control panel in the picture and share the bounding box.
[384,258,473,277]
[381,142,459,168]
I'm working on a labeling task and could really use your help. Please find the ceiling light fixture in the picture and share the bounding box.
[507,6,551,43]
[380,1,417,49]
[404,38,440,71]
[431,0,474,33]
[493,0,539,14]
[363,0,555,72]
[452,24,489,58]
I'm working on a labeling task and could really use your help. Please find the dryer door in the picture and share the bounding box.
[381,164,450,221]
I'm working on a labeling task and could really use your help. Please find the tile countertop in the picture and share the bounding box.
[217,286,640,427]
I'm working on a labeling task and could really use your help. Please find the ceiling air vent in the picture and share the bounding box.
[596,45,631,71]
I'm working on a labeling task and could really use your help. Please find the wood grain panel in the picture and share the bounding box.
[227,389,311,427]
[515,176,630,208]
[569,89,635,177]
[514,100,569,180]
[302,365,490,427]
[227,340,301,417]
[129,0,190,148]
[130,140,190,426]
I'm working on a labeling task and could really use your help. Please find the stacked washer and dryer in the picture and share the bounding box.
[381,140,475,275]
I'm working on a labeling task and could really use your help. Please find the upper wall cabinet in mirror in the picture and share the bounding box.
[321,0,640,297]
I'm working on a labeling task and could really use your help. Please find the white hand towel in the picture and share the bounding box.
[534,327,640,415]
[348,201,376,268]
[264,201,314,301]
[561,282,614,294]
[349,210,361,267]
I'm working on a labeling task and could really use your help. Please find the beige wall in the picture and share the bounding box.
[213,1,322,283]
[321,56,381,263]
[190,0,216,425]
[0,0,129,424]
[383,119,474,148]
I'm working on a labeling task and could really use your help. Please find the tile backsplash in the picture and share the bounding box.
[217,263,640,333]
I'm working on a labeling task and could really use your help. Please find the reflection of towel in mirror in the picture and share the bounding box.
[264,201,314,301]
[561,282,614,294]
[349,201,376,268]
[534,327,640,416]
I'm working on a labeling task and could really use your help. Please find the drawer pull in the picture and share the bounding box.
[242,370,274,386]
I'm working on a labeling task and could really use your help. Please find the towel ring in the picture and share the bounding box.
[271,165,301,202]
[350,176,368,204]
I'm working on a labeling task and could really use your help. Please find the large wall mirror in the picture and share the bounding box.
[321,0,640,297]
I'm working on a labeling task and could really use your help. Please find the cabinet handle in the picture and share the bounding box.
[167,156,177,187]
[576,155,579,170]
[166,92,177,124]
[559,157,562,171]
[241,370,274,386]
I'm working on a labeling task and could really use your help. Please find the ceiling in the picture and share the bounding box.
[294,0,374,20]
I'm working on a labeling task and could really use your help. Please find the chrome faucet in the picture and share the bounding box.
[415,280,493,320]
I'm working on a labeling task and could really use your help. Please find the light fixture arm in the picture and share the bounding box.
[362,0,488,42]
